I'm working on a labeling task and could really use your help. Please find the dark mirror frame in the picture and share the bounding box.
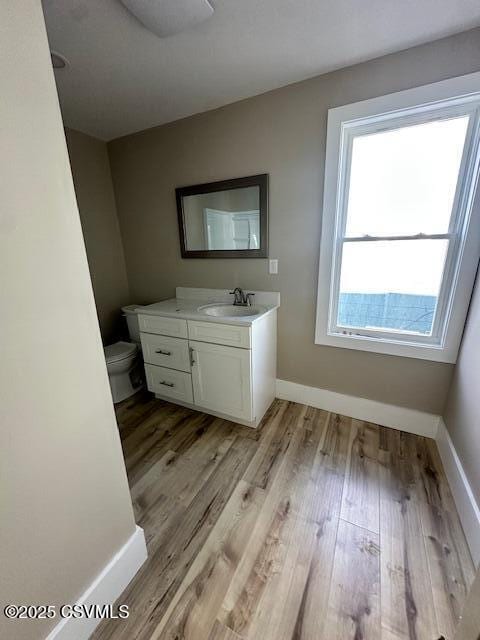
[176,173,269,258]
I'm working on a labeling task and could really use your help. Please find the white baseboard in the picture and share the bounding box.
[46,525,147,640]
[276,379,440,438]
[436,419,480,566]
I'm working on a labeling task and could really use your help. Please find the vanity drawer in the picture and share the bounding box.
[138,314,188,339]
[140,333,190,372]
[144,364,193,403]
[187,320,251,349]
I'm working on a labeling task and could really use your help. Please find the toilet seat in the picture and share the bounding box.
[104,341,137,365]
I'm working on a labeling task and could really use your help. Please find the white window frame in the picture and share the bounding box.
[315,72,480,363]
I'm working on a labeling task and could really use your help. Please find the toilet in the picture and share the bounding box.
[104,305,144,403]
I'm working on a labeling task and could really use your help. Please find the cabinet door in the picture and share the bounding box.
[190,340,253,422]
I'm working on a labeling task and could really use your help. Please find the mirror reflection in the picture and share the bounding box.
[183,187,260,251]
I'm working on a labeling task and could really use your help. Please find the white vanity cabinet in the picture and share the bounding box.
[138,309,276,428]
[190,340,252,422]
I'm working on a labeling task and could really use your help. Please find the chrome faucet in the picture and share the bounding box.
[230,287,255,306]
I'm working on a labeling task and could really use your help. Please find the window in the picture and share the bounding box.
[316,73,480,362]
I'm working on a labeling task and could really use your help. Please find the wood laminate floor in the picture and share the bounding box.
[93,392,475,640]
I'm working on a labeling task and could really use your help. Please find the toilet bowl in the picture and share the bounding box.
[105,341,142,403]
[104,305,145,403]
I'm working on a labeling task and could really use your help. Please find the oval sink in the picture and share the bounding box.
[198,303,263,318]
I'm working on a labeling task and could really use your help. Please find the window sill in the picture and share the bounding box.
[314,330,457,363]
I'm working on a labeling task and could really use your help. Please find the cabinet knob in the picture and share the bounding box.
[159,380,174,388]
[155,349,172,356]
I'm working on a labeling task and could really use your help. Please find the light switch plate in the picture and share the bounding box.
[269,259,278,275]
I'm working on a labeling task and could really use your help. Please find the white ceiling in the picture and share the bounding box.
[42,0,480,141]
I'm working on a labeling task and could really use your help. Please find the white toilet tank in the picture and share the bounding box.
[122,305,143,344]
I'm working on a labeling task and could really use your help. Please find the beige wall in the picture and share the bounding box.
[0,3,136,639]
[109,28,480,414]
[66,128,130,343]
[444,272,480,506]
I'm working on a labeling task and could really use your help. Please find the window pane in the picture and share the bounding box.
[337,240,448,335]
[345,116,469,237]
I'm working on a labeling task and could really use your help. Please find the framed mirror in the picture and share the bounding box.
[176,174,268,258]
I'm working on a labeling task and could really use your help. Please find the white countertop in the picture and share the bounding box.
[136,287,280,327]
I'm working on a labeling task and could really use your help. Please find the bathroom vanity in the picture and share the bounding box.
[137,287,279,428]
